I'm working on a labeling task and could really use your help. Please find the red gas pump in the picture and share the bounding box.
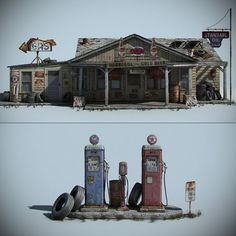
[140,134,165,212]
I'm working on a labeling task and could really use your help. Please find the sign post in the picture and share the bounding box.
[202,8,232,104]
[185,181,196,215]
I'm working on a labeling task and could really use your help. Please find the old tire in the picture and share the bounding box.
[52,193,74,220]
[70,185,85,211]
[128,182,142,207]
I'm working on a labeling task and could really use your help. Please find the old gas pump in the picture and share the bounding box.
[118,161,129,210]
[84,135,108,208]
[140,134,165,211]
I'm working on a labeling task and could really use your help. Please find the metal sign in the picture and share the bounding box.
[19,38,56,53]
[202,31,229,48]
[185,181,196,202]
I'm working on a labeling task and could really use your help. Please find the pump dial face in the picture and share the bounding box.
[89,134,99,145]
[146,157,158,172]
[87,156,99,171]
[147,134,157,145]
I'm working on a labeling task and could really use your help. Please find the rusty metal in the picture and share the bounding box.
[141,135,164,211]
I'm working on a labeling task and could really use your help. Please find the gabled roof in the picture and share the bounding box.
[70,34,222,63]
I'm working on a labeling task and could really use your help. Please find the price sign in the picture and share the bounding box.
[185,181,196,202]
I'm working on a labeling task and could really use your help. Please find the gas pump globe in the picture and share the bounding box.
[141,134,165,212]
[84,135,108,209]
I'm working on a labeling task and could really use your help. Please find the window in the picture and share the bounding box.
[180,68,188,89]
[110,80,121,89]
[97,69,105,89]
[21,71,32,92]
[110,69,122,89]
[147,68,164,89]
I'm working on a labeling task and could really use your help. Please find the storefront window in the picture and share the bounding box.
[21,71,32,92]
[97,69,105,89]
[147,68,164,89]
[180,68,188,89]
[110,80,121,89]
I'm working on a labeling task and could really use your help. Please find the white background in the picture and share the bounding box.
[0,0,236,236]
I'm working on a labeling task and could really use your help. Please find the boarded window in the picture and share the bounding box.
[21,71,32,92]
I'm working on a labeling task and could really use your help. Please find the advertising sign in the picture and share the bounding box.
[202,31,229,48]
[185,181,196,202]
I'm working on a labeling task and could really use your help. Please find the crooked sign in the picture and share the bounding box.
[202,31,229,48]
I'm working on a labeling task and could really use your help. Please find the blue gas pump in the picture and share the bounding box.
[84,135,108,207]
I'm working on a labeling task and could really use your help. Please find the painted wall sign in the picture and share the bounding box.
[35,71,45,77]
[11,71,20,83]
[202,31,229,48]
[185,181,196,202]
[150,38,157,59]
[130,47,145,55]
[118,38,126,59]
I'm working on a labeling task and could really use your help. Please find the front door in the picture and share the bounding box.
[47,71,60,101]
[127,74,142,100]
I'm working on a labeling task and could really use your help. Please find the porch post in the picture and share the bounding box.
[165,67,169,105]
[223,65,227,100]
[105,66,109,106]
[79,67,83,96]
[188,67,192,95]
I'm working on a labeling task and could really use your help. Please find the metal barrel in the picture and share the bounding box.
[109,180,122,208]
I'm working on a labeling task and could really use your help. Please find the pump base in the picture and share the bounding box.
[140,205,165,212]
[81,205,109,212]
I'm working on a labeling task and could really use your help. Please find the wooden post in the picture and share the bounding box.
[165,67,169,105]
[188,67,192,95]
[223,65,228,100]
[79,67,83,96]
[188,201,192,215]
[105,66,109,106]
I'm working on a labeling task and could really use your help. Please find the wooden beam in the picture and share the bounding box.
[79,67,83,96]
[188,68,192,95]
[105,66,109,106]
[165,67,169,105]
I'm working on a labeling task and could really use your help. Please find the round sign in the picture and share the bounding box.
[147,134,157,145]
[89,134,99,145]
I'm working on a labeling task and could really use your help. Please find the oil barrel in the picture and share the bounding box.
[109,180,121,208]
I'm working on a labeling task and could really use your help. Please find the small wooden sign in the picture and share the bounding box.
[185,181,196,202]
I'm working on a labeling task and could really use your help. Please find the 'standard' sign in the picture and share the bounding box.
[202,31,229,48]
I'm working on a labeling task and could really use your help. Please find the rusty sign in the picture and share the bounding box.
[19,38,56,53]
[202,31,229,48]
[185,181,196,202]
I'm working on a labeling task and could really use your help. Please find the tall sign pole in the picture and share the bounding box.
[202,8,232,104]
[230,8,232,104]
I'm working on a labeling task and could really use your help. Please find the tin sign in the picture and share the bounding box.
[202,31,229,48]
[185,181,196,202]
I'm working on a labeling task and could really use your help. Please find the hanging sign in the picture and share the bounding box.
[202,31,229,48]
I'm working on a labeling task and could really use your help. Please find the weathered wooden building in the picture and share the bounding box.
[9,34,228,105]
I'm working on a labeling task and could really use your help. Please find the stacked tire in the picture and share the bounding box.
[52,185,85,220]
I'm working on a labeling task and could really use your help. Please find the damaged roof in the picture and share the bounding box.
[74,34,222,63]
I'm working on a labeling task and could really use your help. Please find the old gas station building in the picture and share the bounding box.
[9,34,228,105]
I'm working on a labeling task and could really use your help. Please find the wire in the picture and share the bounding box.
[206,9,230,30]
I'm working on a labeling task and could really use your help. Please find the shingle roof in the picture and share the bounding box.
[75,35,222,63]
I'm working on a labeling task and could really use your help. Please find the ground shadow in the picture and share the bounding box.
[29,205,52,212]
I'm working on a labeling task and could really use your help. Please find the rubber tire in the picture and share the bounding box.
[70,185,85,211]
[128,182,142,207]
[52,193,74,220]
